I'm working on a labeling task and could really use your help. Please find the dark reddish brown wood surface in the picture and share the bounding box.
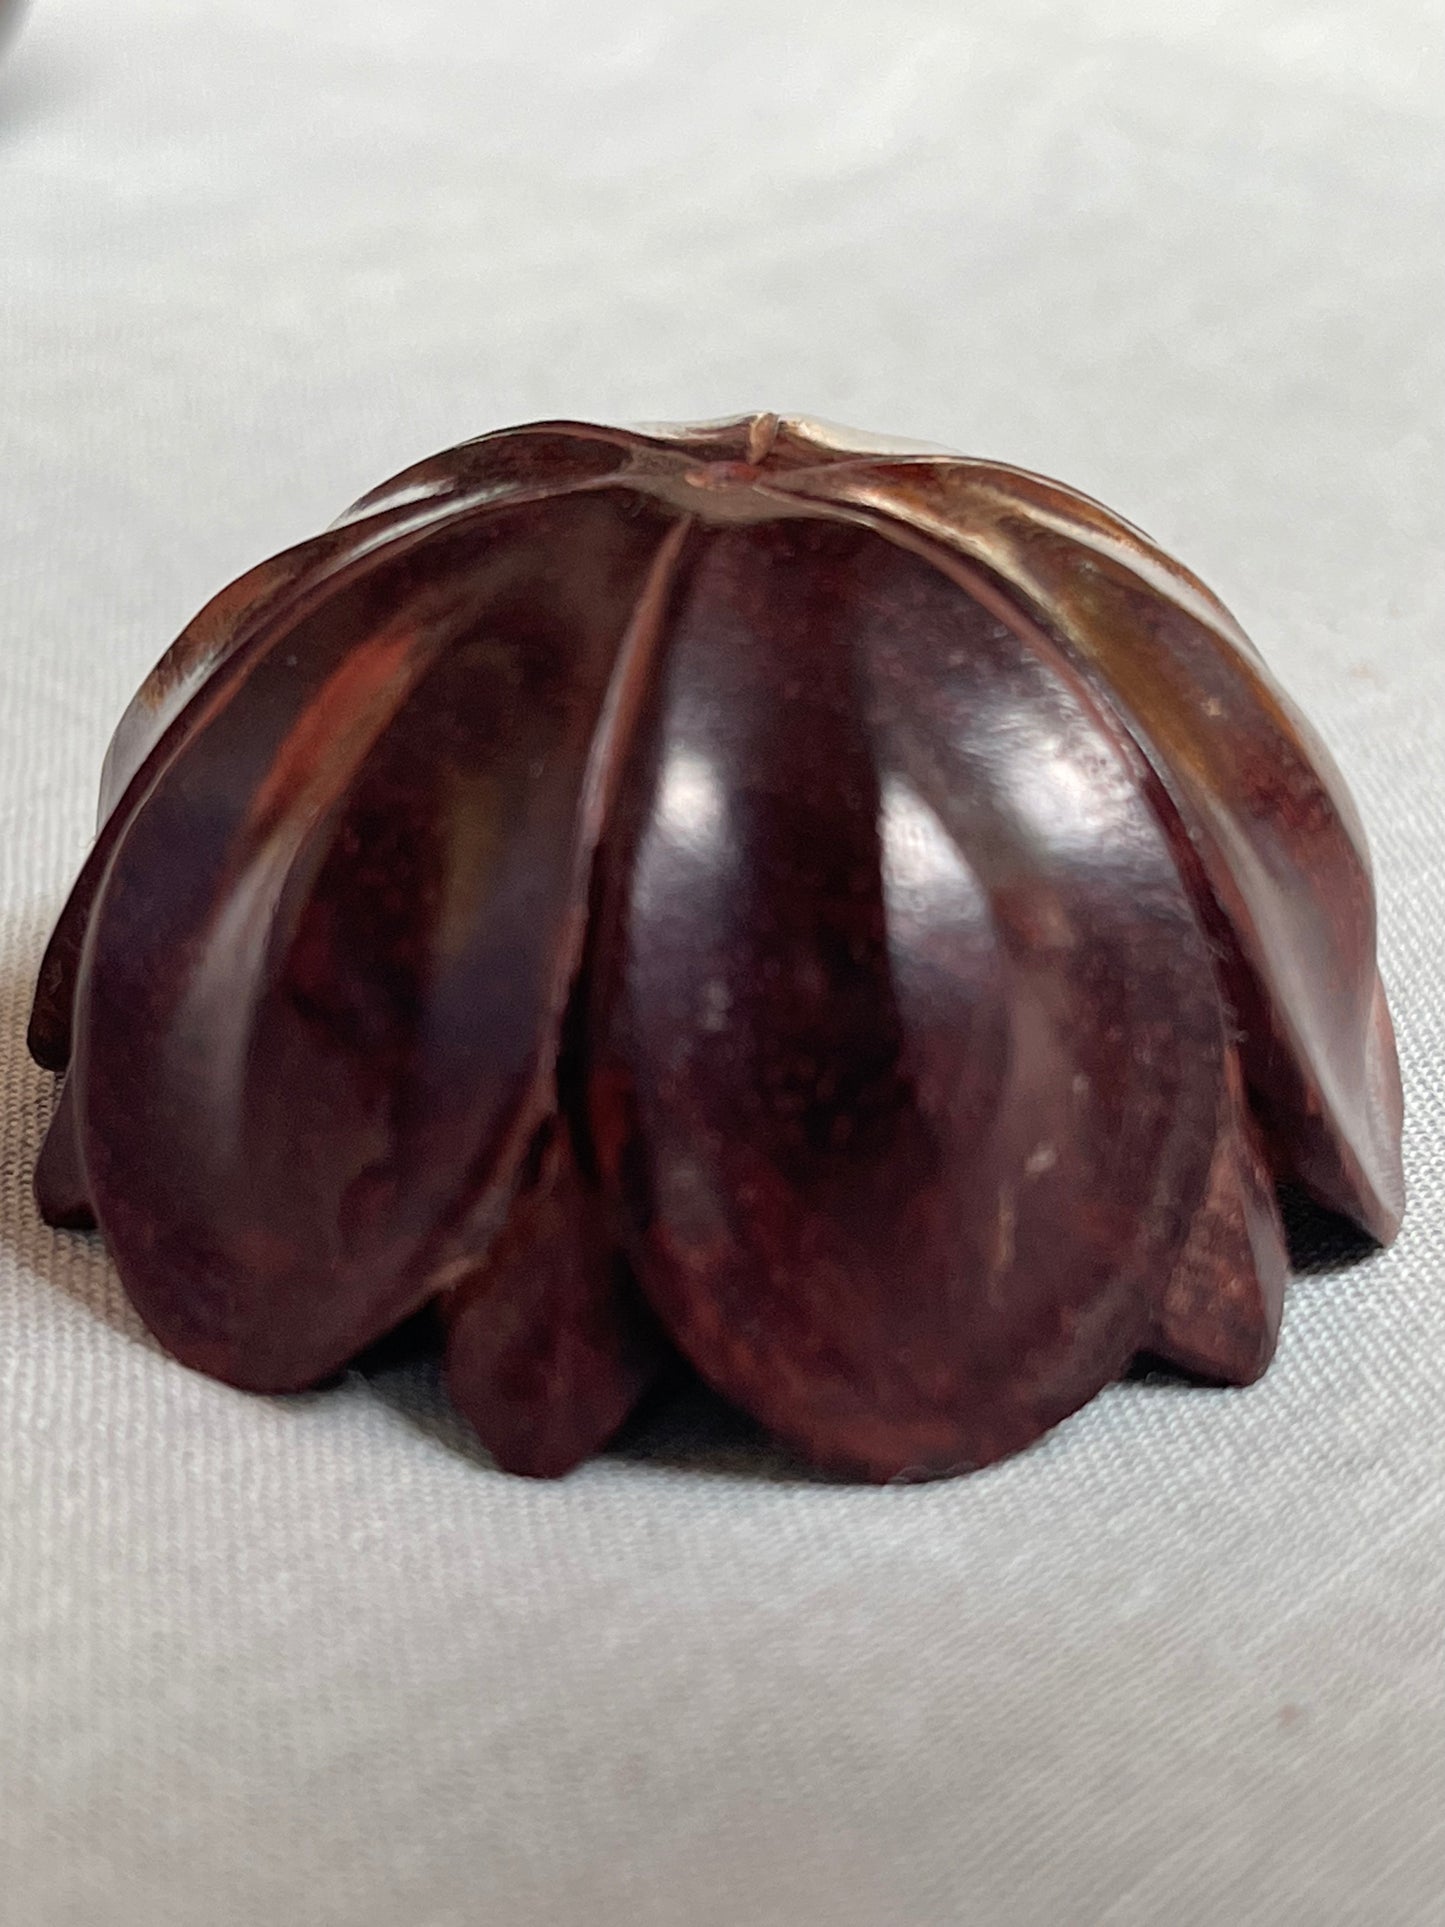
[32,414,1404,1480]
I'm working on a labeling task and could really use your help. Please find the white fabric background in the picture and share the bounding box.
[2,2,1443,1921]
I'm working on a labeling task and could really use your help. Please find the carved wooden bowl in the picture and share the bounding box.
[31,415,1404,1479]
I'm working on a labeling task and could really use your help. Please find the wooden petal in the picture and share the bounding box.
[34,1078,96,1232]
[774,458,1405,1244]
[588,515,1229,1481]
[1149,1050,1289,1385]
[441,1118,664,1478]
[332,422,636,528]
[31,528,343,1073]
[72,491,685,1391]
[29,432,633,1075]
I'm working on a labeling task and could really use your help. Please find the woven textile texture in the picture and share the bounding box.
[2,2,1443,1921]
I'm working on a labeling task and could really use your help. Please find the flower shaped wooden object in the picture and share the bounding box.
[30,415,1404,1480]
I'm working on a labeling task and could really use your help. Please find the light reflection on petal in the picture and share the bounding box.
[657,745,727,856]
[882,775,971,902]
[997,729,1139,864]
